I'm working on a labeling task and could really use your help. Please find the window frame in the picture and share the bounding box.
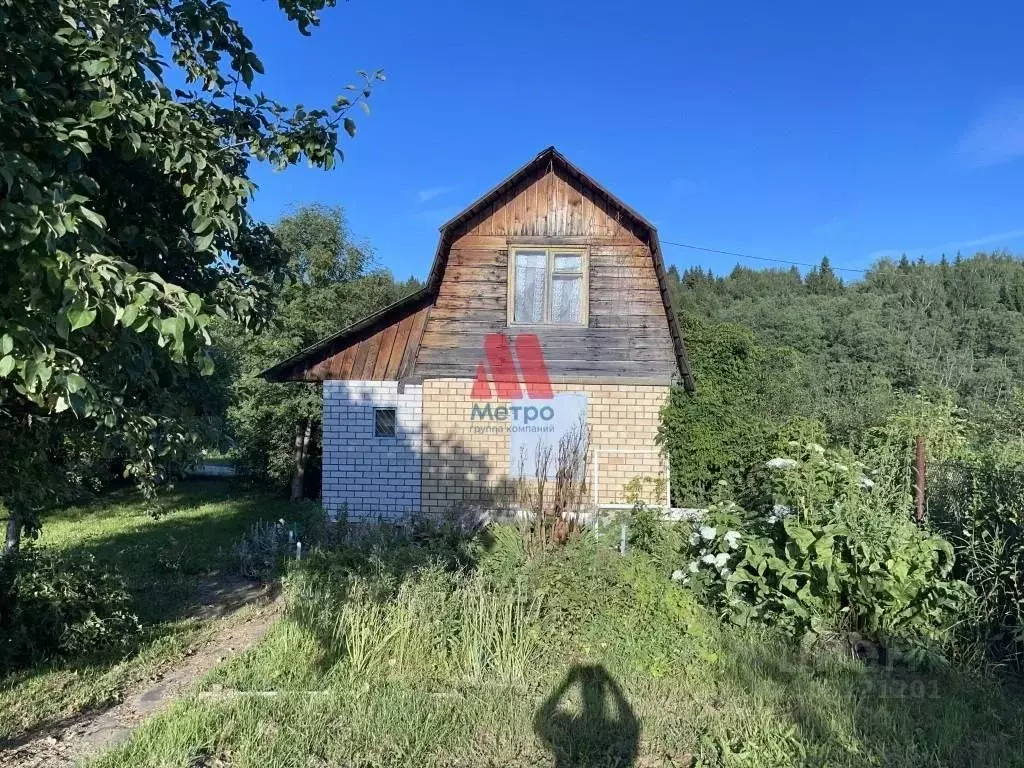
[373,407,397,438]
[506,245,589,327]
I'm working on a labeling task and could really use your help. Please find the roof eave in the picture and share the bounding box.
[259,287,434,382]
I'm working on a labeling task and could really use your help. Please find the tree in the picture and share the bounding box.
[0,0,382,552]
[806,256,843,295]
[218,205,421,497]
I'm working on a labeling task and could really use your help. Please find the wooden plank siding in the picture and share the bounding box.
[296,302,430,382]
[412,164,676,381]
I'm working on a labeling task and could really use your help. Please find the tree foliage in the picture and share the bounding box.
[660,315,803,505]
[0,0,381,549]
[664,252,1024,503]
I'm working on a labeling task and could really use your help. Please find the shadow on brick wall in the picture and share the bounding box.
[322,382,519,526]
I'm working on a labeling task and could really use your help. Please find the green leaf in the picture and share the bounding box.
[89,100,115,120]
[0,334,12,355]
[343,117,356,137]
[35,362,52,389]
[79,207,106,230]
[195,231,215,251]
[200,353,215,376]
[784,519,816,553]
[121,303,140,328]
[66,373,87,393]
[0,355,15,377]
[68,306,97,331]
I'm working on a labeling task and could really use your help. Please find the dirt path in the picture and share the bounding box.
[1,578,282,768]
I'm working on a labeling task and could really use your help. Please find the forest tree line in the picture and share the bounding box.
[662,252,1024,504]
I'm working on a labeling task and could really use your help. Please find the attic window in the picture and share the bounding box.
[509,247,587,326]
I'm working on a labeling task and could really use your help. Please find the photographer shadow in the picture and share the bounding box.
[533,664,639,767]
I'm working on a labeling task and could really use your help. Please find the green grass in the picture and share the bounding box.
[0,480,318,743]
[91,526,1024,768]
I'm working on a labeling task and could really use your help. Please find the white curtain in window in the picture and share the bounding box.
[515,251,546,323]
[551,274,582,324]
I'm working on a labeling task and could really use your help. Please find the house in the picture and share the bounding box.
[263,147,694,522]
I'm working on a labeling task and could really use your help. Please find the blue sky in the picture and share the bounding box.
[233,0,1024,280]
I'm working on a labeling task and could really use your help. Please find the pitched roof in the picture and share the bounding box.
[263,146,694,390]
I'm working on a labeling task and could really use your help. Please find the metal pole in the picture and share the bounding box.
[665,454,672,509]
[619,523,627,555]
[915,435,926,524]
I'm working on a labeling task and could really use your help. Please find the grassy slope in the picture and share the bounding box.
[0,480,316,743]
[93,528,1024,768]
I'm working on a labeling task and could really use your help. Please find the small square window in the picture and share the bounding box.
[374,407,397,438]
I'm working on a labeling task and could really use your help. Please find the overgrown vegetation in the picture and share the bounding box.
[0,481,317,742]
[662,254,1024,506]
[679,443,973,666]
[929,458,1024,669]
[0,547,141,675]
[93,520,1024,768]
[661,254,1024,673]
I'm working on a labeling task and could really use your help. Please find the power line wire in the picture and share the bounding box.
[660,239,870,274]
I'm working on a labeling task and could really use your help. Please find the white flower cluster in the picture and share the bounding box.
[678,525,742,584]
[766,457,798,470]
[766,504,792,525]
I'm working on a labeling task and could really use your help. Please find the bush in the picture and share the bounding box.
[624,500,669,558]
[680,443,973,662]
[0,547,141,673]
[726,518,968,658]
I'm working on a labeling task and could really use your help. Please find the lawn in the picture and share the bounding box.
[0,480,318,744]
[89,521,1024,768]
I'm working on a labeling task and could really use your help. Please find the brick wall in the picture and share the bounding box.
[420,379,669,516]
[321,380,422,521]
[320,378,669,521]
[583,383,668,506]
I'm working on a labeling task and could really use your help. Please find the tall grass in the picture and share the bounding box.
[287,558,545,687]
[95,525,1024,768]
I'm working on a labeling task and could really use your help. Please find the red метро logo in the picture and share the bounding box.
[471,333,553,400]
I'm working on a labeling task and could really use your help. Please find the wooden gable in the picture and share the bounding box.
[263,147,693,389]
[414,162,677,381]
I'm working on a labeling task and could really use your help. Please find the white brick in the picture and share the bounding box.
[321,381,423,521]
